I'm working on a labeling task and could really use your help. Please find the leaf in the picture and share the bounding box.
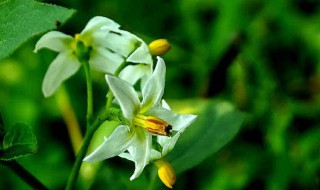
[0,0,75,60]
[0,122,37,161]
[167,100,246,174]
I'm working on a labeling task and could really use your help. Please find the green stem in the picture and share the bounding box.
[65,108,120,190]
[106,61,128,109]
[82,59,93,128]
[0,160,48,190]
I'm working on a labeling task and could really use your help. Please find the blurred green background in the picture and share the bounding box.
[1,0,320,189]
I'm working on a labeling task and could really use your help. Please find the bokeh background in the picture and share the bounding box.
[1,0,320,189]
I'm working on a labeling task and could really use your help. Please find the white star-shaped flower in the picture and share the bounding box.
[35,16,152,97]
[84,57,197,180]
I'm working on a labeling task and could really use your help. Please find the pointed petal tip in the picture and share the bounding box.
[156,56,164,62]
[82,157,89,162]
[83,155,95,162]
[42,86,52,98]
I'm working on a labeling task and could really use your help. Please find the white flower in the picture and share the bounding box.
[83,57,197,180]
[35,16,153,97]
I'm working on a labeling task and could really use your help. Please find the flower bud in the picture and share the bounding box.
[148,39,171,56]
[155,158,176,189]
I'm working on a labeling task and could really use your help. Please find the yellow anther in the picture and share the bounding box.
[133,114,172,136]
[148,39,171,56]
[75,33,80,41]
[155,158,176,189]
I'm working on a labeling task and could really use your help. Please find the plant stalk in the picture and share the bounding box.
[65,108,119,190]
[1,160,48,190]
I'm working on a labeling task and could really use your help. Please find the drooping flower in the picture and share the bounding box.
[83,57,197,180]
[35,16,153,97]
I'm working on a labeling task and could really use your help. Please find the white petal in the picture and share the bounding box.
[146,106,197,132]
[83,125,134,162]
[34,31,74,53]
[127,40,153,65]
[150,106,197,156]
[149,149,162,162]
[81,16,120,35]
[161,99,171,110]
[89,47,124,73]
[105,75,140,121]
[119,64,151,85]
[140,57,166,113]
[159,129,183,156]
[129,129,152,180]
[119,152,133,161]
[101,30,139,57]
[42,52,81,97]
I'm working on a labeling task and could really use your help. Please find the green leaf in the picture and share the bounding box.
[0,0,75,60]
[0,122,37,161]
[167,100,246,173]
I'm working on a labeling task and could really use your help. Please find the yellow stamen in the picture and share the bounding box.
[133,114,172,136]
[75,33,80,41]
[148,39,171,56]
[155,158,176,189]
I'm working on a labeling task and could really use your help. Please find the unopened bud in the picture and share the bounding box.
[155,158,176,189]
[148,39,171,56]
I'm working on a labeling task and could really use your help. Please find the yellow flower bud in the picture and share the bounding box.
[148,39,171,56]
[155,158,176,189]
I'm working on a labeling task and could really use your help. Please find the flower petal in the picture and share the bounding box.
[119,152,133,161]
[101,30,139,57]
[119,64,152,85]
[158,131,183,156]
[149,149,162,162]
[146,106,197,132]
[89,47,124,73]
[161,99,171,110]
[81,16,120,35]
[140,57,166,113]
[42,52,81,97]
[34,31,74,53]
[147,105,197,155]
[127,39,153,65]
[83,125,134,162]
[128,129,152,181]
[106,75,140,121]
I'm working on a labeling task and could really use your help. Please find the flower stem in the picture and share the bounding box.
[0,160,48,190]
[106,61,128,109]
[65,108,120,190]
[82,59,93,128]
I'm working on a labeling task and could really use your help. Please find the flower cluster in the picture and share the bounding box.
[35,16,152,97]
[36,16,197,188]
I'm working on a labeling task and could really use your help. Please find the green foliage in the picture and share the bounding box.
[167,100,245,174]
[0,122,37,161]
[0,0,75,61]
